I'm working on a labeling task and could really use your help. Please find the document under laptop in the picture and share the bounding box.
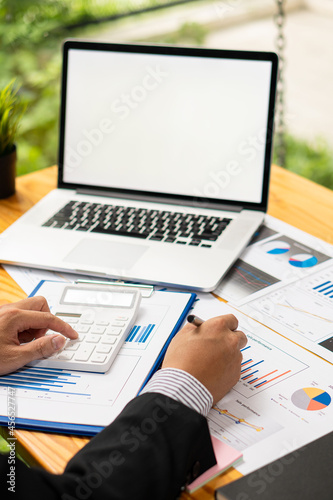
[0,41,278,291]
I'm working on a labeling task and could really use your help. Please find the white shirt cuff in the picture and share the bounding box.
[141,367,213,417]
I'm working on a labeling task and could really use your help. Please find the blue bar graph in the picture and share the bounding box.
[126,324,155,343]
[313,281,330,290]
[241,360,264,373]
[313,281,333,298]
[0,367,89,395]
[241,370,259,381]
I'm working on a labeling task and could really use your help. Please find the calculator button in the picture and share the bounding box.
[80,319,94,325]
[96,321,109,326]
[101,336,117,345]
[111,321,125,327]
[65,341,80,351]
[115,316,129,321]
[76,334,86,342]
[91,353,107,364]
[91,326,106,335]
[85,334,101,343]
[65,318,79,324]
[74,345,95,361]
[57,351,74,360]
[106,327,122,336]
[96,344,112,354]
[74,325,90,333]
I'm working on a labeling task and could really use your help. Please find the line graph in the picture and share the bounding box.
[251,268,333,343]
[217,259,280,301]
[276,302,333,324]
[208,398,283,451]
[212,406,264,432]
[234,266,272,288]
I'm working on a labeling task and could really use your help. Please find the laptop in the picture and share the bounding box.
[0,41,278,291]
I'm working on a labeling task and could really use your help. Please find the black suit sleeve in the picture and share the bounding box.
[1,393,216,500]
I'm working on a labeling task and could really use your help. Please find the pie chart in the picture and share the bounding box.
[291,388,331,411]
[289,253,318,268]
[264,240,290,255]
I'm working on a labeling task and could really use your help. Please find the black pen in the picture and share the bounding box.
[187,315,204,327]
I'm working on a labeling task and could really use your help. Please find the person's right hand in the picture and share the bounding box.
[0,296,78,376]
[162,314,247,404]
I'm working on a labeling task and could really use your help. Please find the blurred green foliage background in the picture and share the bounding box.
[0,0,333,190]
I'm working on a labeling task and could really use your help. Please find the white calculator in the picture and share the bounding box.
[27,283,141,373]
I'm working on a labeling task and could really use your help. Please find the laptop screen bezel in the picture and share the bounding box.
[58,40,278,212]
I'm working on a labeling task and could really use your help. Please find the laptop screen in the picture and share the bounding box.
[59,42,277,210]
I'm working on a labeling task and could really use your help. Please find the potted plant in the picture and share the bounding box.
[0,80,25,199]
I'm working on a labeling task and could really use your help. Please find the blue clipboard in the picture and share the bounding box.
[0,281,196,436]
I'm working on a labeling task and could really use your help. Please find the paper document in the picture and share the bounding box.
[215,215,333,305]
[190,296,333,475]
[240,263,333,364]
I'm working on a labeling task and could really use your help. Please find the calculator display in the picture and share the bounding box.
[62,287,134,307]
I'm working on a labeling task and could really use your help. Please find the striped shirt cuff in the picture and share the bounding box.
[141,368,213,417]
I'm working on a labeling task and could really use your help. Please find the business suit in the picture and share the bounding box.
[1,393,216,500]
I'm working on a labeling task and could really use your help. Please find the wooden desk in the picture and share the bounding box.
[0,165,333,498]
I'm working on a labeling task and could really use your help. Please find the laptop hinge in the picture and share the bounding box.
[76,188,244,212]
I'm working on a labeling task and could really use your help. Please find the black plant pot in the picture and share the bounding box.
[0,145,16,199]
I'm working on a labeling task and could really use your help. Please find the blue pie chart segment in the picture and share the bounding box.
[313,391,331,406]
[289,254,318,268]
[264,241,290,255]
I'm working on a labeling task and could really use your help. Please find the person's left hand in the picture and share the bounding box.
[0,296,78,376]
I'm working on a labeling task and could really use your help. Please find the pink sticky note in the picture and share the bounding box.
[187,436,243,493]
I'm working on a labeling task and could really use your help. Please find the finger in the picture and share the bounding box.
[233,329,248,349]
[180,322,198,334]
[9,334,67,367]
[217,314,239,331]
[15,310,78,340]
[6,296,50,313]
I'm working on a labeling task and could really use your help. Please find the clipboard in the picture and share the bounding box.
[0,280,196,435]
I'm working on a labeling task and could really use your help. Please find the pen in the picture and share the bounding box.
[187,315,204,327]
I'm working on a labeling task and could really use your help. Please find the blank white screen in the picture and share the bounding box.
[63,288,134,307]
[63,49,272,204]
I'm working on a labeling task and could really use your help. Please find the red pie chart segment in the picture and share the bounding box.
[307,399,327,411]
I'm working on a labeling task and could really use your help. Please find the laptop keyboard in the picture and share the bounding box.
[42,201,231,248]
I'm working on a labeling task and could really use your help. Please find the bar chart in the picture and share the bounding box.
[125,323,156,349]
[235,332,308,398]
[0,366,87,395]
[241,347,291,389]
[312,280,333,300]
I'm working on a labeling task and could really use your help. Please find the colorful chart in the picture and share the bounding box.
[289,254,318,268]
[263,240,290,255]
[291,388,331,411]
[212,406,264,432]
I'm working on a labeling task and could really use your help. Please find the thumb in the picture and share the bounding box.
[20,334,66,363]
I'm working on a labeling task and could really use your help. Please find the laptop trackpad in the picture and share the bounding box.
[64,239,148,271]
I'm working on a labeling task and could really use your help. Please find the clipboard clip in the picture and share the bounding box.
[74,279,154,298]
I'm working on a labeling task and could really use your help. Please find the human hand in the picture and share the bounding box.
[0,296,78,376]
[162,315,247,404]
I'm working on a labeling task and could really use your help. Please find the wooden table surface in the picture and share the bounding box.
[0,165,333,499]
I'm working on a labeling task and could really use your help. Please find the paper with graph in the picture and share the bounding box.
[240,264,333,364]
[192,296,333,475]
[215,214,333,305]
